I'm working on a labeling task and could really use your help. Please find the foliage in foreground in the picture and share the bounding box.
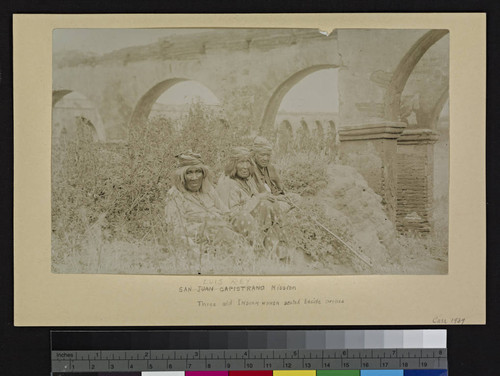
[52,102,447,275]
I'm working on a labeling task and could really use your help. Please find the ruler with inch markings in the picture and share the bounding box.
[51,330,448,375]
[52,348,447,373]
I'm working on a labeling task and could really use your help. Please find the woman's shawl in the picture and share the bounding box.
[165,185,229,242]
[216,175,261,214]
[253,163,284,195]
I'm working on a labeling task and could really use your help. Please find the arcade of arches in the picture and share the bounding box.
[53,28,449,233]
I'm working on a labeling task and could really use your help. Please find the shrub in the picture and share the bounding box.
[281,197,355,269]
[52,101,254,257]
[52,101,447,275]
[51,105,359,274]
[275,152,329,196]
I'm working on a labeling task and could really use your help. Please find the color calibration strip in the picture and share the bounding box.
[52,370,448,375]
[51,330,447,375]
[51,330,447,350]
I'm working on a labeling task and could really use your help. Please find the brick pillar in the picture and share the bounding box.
[396,129,439,234]
[338,122,406,223]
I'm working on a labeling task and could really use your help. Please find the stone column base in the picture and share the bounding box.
[338,122,406,224]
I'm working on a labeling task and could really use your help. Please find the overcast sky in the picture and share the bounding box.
[53,28,204,54]
[280,69,338,112]
[155,69,338,112]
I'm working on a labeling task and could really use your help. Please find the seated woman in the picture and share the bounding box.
[251,136,299,213]
[251,136,284,195]
[165,151,235,247]
[216,147,284,251]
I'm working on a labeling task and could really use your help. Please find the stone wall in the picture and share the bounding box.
[334,29,448,234]
[338,122,406,224]
[53,29,340,140]
[336,29,429,126]
[52,28,449,234]
[396,130,438,233]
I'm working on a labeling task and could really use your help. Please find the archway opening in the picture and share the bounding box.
[327,120,338,142]
[52,91,105,142]
[150,80,222,122]
[129,79,226,130]
[276,120,293,155]
[399,33,449,129]
[267,67,339,153]
[314,120,325,150]
[394,32,449,237]
[128,79,237,178]
[385,29,449,122]
[261,65,339,134]
[314,120,324,138]
[300,120,310,133]
[296,120,311,150]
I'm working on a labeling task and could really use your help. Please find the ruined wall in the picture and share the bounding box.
[396,137,437,233]
[338,123,406,224]
[334,30,426,224]
[400,34,449,129]
[52,96,106,142]
[53,28,449,234]
[336,29,448,232]
[53,29,340,140]
[274,112,339,135]
[336,29,428,126]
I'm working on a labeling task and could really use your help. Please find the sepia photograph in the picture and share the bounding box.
[51,27,449,275]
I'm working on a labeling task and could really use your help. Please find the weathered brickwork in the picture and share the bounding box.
[396,145,434,233]
[339,125,439,234]
[396,130,438,233]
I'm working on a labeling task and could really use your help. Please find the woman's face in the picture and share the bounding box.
[254,151,271,168]
[236,160,251,179]
[184,167,204,192]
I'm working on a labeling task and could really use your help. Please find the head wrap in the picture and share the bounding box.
[172,151,214,193]
[230,146,251,160]
[175,151,204,168]
[251,136,273,153]
[224,147,253,177]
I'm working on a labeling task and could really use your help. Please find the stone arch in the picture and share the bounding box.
[314,120,325,150]
[52,90,106,141]
[53,116,99,144]
[300,120,310,134]
[328,120,337,134]
[52,90,73,107]
[296,120,311,150]
[428,85,449,130]
[260,64,339,131]
[76,116,99,142]
[328,120,338,142]
[384,29,449,121]
[278,119,293,136]
[128,78,221,129]
[314,120,324,138]
[276,120,294,155]
[326,120,339,156]
[129,78,188,128]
